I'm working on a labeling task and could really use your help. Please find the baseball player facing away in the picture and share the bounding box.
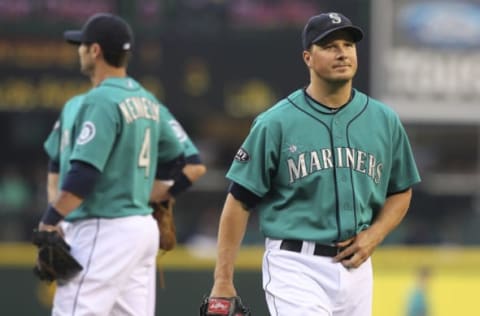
[209,12,421,316]
[46,94,207,207]
[38,13,186,316]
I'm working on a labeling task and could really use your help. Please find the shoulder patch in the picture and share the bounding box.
[169,119,188,142]
[234,148,250,162]
[76,121,96,145]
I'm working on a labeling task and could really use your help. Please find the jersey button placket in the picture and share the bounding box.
[331,116,355,241]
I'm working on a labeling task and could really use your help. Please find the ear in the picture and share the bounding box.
[90,43,103,58]
[303,50,311,66]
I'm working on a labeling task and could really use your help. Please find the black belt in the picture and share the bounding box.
[280,239,345,257]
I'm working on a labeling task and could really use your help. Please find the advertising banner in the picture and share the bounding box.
[371,0,480,122]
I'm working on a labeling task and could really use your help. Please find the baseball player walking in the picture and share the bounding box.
[37,13,186,316]
[207,12,421,316]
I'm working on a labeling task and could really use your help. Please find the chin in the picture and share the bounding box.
[80,66,94,77]
[335,71,356,80]
[329,76,353,84]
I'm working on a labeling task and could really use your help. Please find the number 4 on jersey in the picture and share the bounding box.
[138,128,151,177]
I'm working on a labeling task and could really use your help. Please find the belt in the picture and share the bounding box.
[280,239,344,257]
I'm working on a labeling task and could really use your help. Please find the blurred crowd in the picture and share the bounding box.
[0,0,479,246]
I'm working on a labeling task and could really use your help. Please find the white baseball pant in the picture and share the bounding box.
[263,238,373,316]
[52,214,159,316]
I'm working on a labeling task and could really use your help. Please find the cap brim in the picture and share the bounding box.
[63,30,83,45]
[312,26,364,45]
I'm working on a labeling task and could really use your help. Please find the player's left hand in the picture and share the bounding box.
[32,229,83,282]
[38,222,64,237]
[333,229,383,268]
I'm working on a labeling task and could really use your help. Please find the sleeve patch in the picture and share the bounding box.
[234,148,250,162]
[76,121,96,145]
[168,119,188,142]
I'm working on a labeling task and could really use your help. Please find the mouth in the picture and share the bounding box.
[333,64,350,69]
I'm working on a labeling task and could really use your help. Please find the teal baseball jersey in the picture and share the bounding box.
[57,77,182,221]
[227,88,421,243]
[160,105,199,158]
[44,94,85,184]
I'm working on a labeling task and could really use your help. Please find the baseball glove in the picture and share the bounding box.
[151,198,177,251]
[32,229,83,282]
[199,296,251,316]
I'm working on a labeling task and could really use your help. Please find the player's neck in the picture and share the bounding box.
[90,62,127,87]
[306,81,352,108]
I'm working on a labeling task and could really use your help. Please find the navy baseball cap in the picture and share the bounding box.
[64,13,133,53]
[302,12,364,49]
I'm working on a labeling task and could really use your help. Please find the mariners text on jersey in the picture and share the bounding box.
[287,147,383,184]
[118,97,160,123]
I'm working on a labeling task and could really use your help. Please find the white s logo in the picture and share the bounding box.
[329,13,342,24]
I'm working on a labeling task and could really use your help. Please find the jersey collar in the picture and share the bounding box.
[287,88,368,122]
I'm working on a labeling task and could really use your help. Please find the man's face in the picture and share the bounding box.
[304,30,358,84]
[78,43,95,76]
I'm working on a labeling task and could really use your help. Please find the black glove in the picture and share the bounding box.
[32,229,83,282]
[199,296,251,316]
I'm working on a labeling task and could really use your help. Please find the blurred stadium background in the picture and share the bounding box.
[0,0,479,315]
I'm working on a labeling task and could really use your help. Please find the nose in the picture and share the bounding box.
[336,49,347,59]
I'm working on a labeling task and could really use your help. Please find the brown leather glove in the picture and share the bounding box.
[151,198,177,251]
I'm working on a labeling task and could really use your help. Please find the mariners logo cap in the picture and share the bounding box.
[302,12,364,49]
[64,13,133,53]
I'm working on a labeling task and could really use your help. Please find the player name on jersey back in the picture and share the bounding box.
[118,97,160,123]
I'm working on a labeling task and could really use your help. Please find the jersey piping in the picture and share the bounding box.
[287,92,369,242]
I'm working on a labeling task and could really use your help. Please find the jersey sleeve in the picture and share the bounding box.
[69,99,118,172]
[226,116,279,197]
[44,119,61,162]
[157,108,184,163]
[387,116,421,193]
[160,105,200,158]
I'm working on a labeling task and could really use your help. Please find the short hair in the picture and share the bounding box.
[103,50,130,68]
[85,43,130,68]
